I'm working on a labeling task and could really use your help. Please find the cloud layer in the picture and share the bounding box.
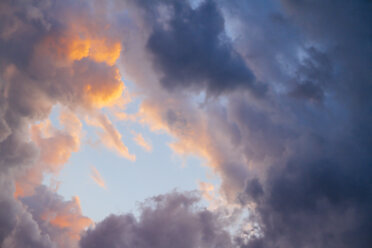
[0,0,371,247]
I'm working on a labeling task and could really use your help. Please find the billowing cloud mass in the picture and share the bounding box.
[0,0,371,247]
[80,192,232,248]
[143,0,262,95]
[21,186,92,248]
[0,0,124,247]
[118,0,372,247]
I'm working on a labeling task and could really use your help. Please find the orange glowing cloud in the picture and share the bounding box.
[66,36,121,66]
[29,20,125,110]
[35,28,121,66]
[83,68,124,108]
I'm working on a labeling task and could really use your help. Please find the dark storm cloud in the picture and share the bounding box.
[288,47,332,102]
[239,137,372,247]
[228,0,372,247]
[281,0,372,106]
[80,192,232,248]
[134,0,262,95]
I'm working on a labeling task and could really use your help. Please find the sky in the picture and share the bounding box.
[0,0,371,248]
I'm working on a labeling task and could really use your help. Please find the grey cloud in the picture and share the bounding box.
[0,179,53,248]
[133,0,263,95]
[221,0,372,247]
[80,192,232,248]
[129,0,372,247]
[20,186,92,248]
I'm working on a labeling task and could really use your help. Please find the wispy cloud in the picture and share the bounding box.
[86,112,136,161]
[90,166,106,189]
[132,131,152,152]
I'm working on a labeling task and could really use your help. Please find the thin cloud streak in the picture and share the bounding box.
[90,166,106,189]
[86,112,136,161]
[132,131,152,152]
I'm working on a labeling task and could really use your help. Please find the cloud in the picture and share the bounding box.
[0,179,54,248]
[132,131,152,152]
[117,1,372,247]
[86,112,136,161]
[14,110,82,198]
[21,186,93,248]
[80,192,232,248]
[0,0,127,247]
[232,0,372,246]
[90,166,106,189]
[129,0,264,95]
[0,0,371,247]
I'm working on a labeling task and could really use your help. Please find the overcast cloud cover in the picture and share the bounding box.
[0,0,371,247]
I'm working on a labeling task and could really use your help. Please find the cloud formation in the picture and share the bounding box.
[15,110,82,198]
[21,186,92,248]
[126,0,263,95]
[117,0,372,247]
[0,0,127,247]
[80,192,232,248]
[0,0,371,247]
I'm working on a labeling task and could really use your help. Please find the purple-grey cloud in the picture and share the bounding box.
[80,192,232,248]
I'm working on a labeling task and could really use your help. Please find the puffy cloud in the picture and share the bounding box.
[21,186,92,248]
[80,192,232,248]
[0,177,54,248]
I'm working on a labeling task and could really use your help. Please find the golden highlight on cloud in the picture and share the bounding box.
[67,37,121,66]
[132,131,152,152]
[90,166,106,189]
[27,13,125,110]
